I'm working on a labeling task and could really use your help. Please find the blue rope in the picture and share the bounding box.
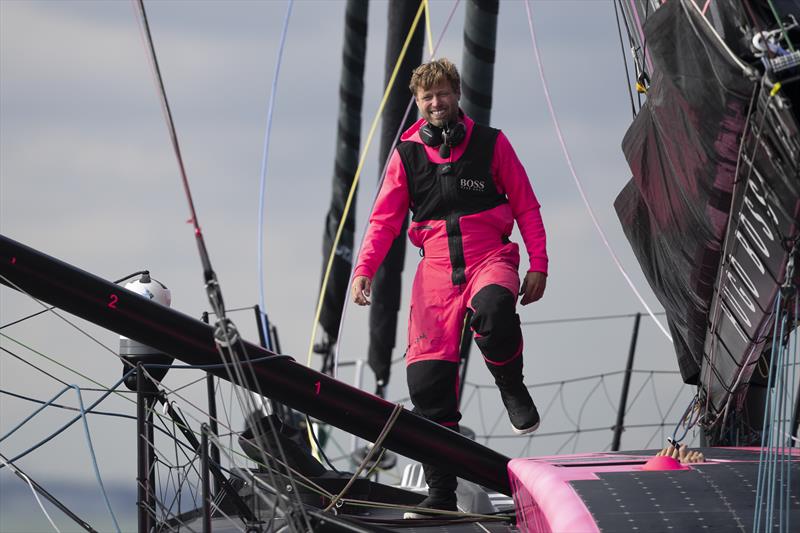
[72,385,121,533]
[786,297,798,531]
[256,0,293,349]
[0,385,73,444]
[2,373,132,468]
[755,293,784,532]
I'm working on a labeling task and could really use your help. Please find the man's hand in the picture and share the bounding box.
[352,276,372,306]
[519,271,546,305]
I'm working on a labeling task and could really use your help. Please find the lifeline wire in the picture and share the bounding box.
[0,381,127,532]
[0,455,61,533]
[256,0,294,349]
[523,0,672,342]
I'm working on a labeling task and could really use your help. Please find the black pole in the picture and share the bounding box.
[205,373,221,494]
[201,311,222,494]
[146,400,156,526]
[460,0,499,126]
[367,0,425,391]
[0,234,512,495]
[318,0,369,346]
[136,364,152,533]
[201,424,211,533]
[612,312,641,451]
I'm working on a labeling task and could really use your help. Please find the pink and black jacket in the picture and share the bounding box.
[354,113,548,284]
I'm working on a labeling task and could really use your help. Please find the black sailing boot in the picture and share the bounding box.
[403,463,459,519]
[487,356,540,435]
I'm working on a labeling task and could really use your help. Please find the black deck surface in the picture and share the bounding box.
[570,448,800,532]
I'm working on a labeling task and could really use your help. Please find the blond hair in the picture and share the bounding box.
[409,58,461,95]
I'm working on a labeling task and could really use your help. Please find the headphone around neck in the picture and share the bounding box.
[419,121,466,158]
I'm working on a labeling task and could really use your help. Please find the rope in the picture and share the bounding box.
[324,403,403,511]
[523,0,672,342]
[0,455,62,532]
[256,0,294,349]
[423,0,435,57]
[72,385,122,533]
[612,0,637,118]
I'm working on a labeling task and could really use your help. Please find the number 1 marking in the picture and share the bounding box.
[314,381,321,395]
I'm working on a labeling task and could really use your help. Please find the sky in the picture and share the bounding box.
[0,0,696,530]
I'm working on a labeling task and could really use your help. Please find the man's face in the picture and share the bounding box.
[415,81,460,128]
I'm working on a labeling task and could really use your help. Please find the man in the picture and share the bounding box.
[351,58,548,517]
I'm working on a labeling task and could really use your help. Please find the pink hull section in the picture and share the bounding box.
[507,448,800,532]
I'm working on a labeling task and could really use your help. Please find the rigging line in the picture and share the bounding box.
[0,388,199,454]
[467,368,679,389]
[0,389,131,422]
[71,386,122,533]
[1,331,252,449]
[626,0,653,74]
[685,0,757,78]
[0,453,97,533]
[208,336,311,531]
[209,360,304,528]
[1,373,131,467]
[612,0,638,118]
[523,0,672,342]
[332,0,461,371]
[306,0,429,370]
[0,270,148,331]
[1,345,71,387]
[755,293,786,532]
[0,455,62,533]
[0,274,121,361]
[131,0,215,282]
[323,403,403,512]
[423,0,435,57]
[0,333,218,446]
[521,310,665,326]
[256,0,294,349]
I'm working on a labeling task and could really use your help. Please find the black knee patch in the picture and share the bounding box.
[407,360,462,426]
[470,284,521,363]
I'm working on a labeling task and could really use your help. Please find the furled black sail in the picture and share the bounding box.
[318,0,369,366]
[367,0,424,394]
[614,0,799,442]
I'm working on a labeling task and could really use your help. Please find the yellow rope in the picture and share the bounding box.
[305,0,427,456]
[423,0,435,58]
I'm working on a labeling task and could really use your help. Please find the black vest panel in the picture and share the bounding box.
[397,124,508,285]
[398,124,507,223]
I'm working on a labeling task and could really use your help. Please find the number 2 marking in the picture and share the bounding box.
[108,294,119,309]
[314,381,321,395]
